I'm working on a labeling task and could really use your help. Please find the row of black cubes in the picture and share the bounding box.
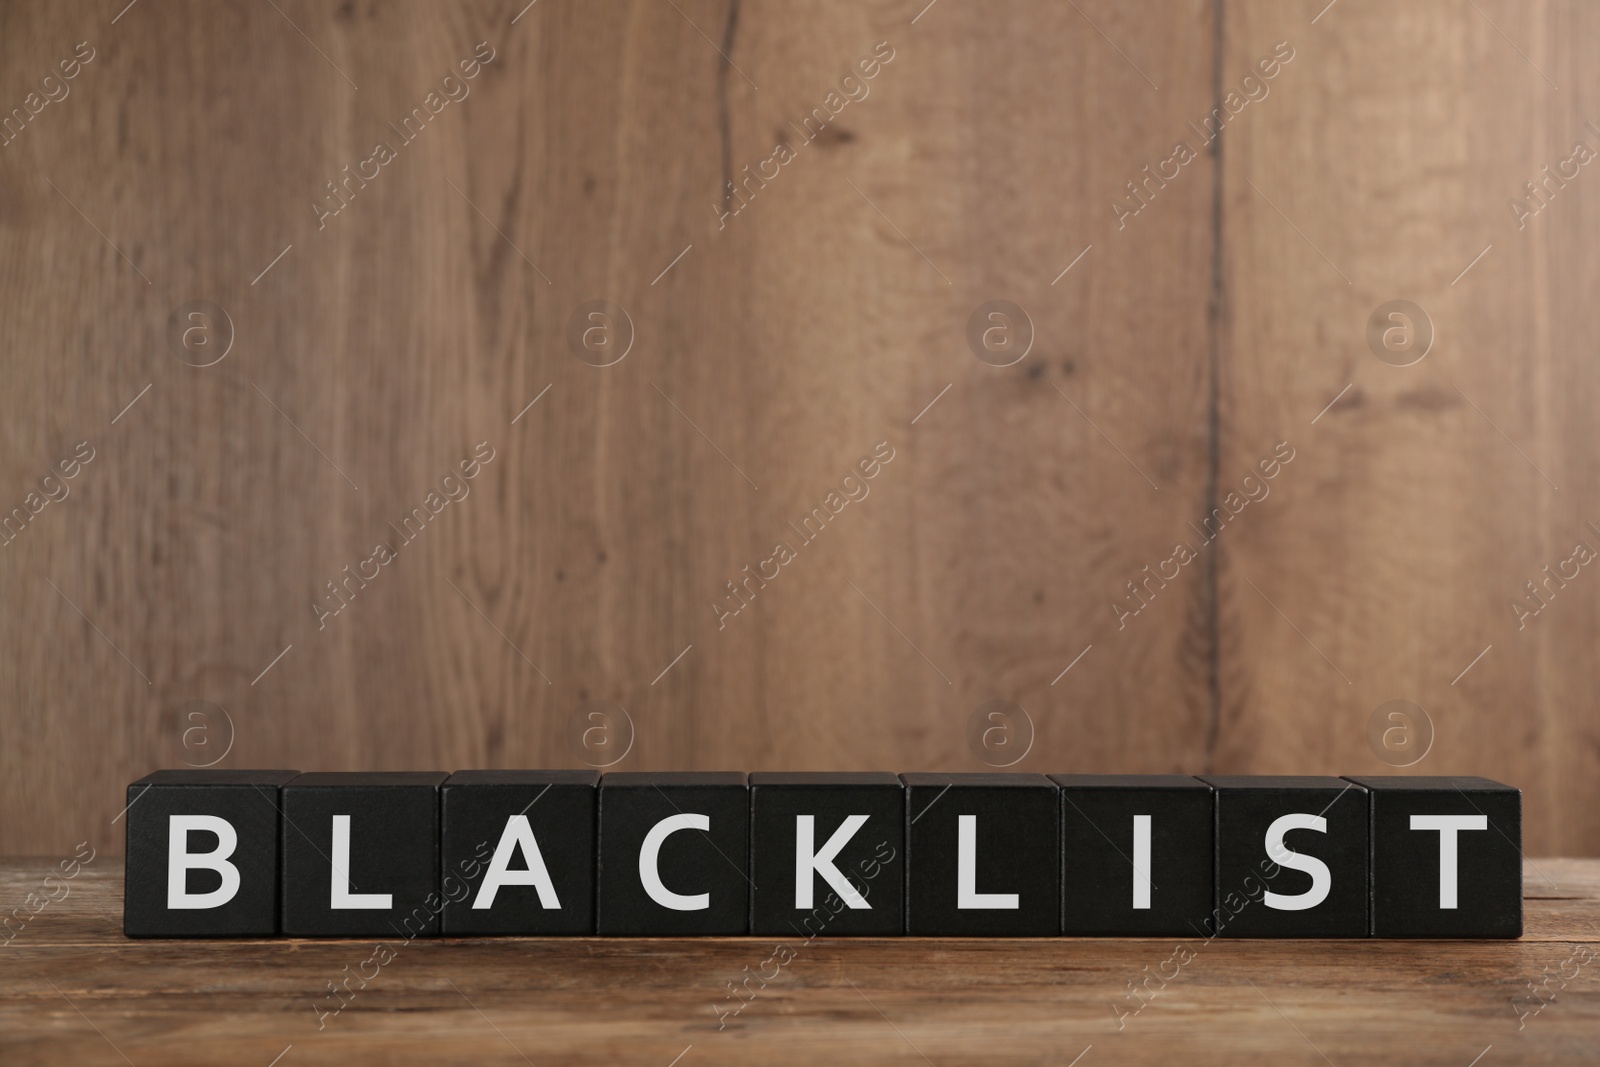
[123,771,1522,938]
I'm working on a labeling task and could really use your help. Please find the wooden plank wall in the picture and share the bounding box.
[0,0,1592,856]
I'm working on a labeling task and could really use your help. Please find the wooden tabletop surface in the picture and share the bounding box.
[2,857,1597,1066]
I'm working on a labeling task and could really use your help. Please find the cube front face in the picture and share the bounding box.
[903,774,1060,936]
[596,773,750,935]
[1053,775,1214,936]
[280,773,446,937]
[439,770,598,934]
[749,773,905,936]
[123,770,298,937]
[1347,775,1522,938]
[1205,776,1369,937]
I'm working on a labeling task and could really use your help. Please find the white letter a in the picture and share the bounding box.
[474,814,561,909]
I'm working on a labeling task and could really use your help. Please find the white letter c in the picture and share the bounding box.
[640,813,711,911]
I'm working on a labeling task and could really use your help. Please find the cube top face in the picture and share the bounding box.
[444,770,598,787]
[749,771,901,787]
[279,775,443,937]
[440,774,597,934]
[287,771,448,788]
[1050,774,1206,791]
[749,776,904,935]
[131,770,299,787]
[601,771,747,788]
[900,772,1055,789]
[124,776,295,938]
[596,775,750,934]
[904,775,1059,935]
[1205,777,1368,937]
[1346,776,1521,938]
[1200,775,1351,791]
[1055,776,1213,936]
[1344,775,1515,793]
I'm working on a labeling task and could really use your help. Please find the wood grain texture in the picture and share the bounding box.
[0,0,1596,858]
[1217,0,1600,856]
[0,857,1596,1065]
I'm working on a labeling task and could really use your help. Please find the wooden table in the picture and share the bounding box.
[2,858,1597,1065]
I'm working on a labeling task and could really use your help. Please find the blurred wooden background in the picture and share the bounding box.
[0,0,1594,856]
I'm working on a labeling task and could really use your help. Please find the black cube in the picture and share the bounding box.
[439,770,598,935]
[596,772,749,935]
[1052,774,1214,936]
[1201,775,1368,937]
[902,773,1059,936]
[749,772,904,936]
[1345,775,1522,938]
[124,769,298,937]
[280,771,447,937]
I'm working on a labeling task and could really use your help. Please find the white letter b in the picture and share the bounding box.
[167,815,240,910]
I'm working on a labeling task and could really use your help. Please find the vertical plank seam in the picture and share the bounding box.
[1201,0,1226,772]
[715,0,741,211]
